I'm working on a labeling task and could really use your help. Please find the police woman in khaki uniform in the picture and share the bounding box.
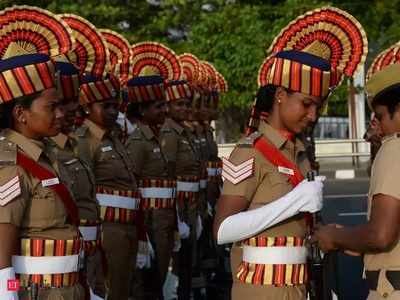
[313,64,400,299]
[0,6,84,300]
[61,14,139,300]
[213,7,368,300]
[45,61,105,298]
[124,42,180,299]
[161,79,201,299]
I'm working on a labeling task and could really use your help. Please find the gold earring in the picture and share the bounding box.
[278,99,281,104]
[21,119,26,124]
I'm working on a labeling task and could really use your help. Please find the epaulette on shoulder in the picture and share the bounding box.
[237,131,262,148]
[0,136,16,165]
[129,127,143,140]
[75,125,89,138]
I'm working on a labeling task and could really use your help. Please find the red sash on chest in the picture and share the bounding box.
[253,137,312,226]
[17,151,79,225]
[253,137,304,186]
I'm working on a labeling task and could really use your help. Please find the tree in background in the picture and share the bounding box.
[2,0,400,141]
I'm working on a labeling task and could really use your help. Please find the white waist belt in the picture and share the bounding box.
[13,255,79,275]
[79,225,99,241]
[200,179,207,189]
[207,168,218,176]
[96,193,140,210]
[242,246,307,265]
[140,187,175,199]
[177,181,200,192]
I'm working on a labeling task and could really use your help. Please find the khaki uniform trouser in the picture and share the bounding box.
[19,284,84,300]
[131,208,175,300]
[172,200,198,300]
[87,249,106,297]
[102,222,138,300]
[230,245,306,300]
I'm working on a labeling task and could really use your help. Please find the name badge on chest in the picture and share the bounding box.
[278,166,294,176]
[101,146,113,152]
[42,177,60,187]
[153,147,161,153]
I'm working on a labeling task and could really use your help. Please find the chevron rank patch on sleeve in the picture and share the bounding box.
[222,157,254,185]
[0,175,21,206]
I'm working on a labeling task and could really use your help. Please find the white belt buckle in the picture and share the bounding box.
[242,246,307,265]
[176,181,200,192]
[140,187,174,199]
[96,193,140,210]
[13,255,79,275]
[79,225,98,241]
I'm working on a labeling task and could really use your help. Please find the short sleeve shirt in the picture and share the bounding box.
[364,134,400,270]
[75,119,137,191]
[221,121,310,238]
[46,133,99,222]
[0,129,78,241]
[125,122,168,179]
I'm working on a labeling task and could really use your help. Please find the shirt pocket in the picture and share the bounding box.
[262,171,292,200]
[64,160,93,201]
[28,187,58,225]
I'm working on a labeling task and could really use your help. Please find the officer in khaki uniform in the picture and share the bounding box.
[45,61,105,298]
[314,63,400,300]
[0,6,86,300]
[161,80,201,299]
[213,7,367,300]
[123,42,180,299]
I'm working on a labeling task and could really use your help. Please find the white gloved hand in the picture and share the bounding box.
[207,202,213,217]
[0,267,19,300]
[196,215,203,240]
[178,220,190,239]
[294,179,324,213]
[136,239,152,269]
[217,177,324,245]
[116,112,136,135]
[173,234,182,252]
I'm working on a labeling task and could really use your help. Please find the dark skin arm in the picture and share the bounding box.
[213,195,249,241]
[313,194,400,253]
[0,224,18,269]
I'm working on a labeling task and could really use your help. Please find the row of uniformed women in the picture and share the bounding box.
[0,5,226,300]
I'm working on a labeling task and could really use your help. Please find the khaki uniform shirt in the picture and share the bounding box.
[365,133,400,271]
[46,133,98,222]
[160,118,200,177]
[222,121,310,237]
[125,122,168,179]
[222,121,310,295]
[75,119,137,191]
[0,129,78,241]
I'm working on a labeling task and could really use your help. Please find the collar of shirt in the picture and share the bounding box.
[84,119,106,141]
[258,121,305,153]
[165,118,184,134]
[50,133,69,149]
[3,129,43,161]
[382,132,400,144]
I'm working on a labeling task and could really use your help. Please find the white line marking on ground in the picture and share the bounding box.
[335,169,355,179]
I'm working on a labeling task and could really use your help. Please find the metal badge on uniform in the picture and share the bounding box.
[181,140,189,145]
[101,146,113,152]
[153,148,161,153]
[41,177,60,187]
[64,158,78,165]
[278,166,294,176]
